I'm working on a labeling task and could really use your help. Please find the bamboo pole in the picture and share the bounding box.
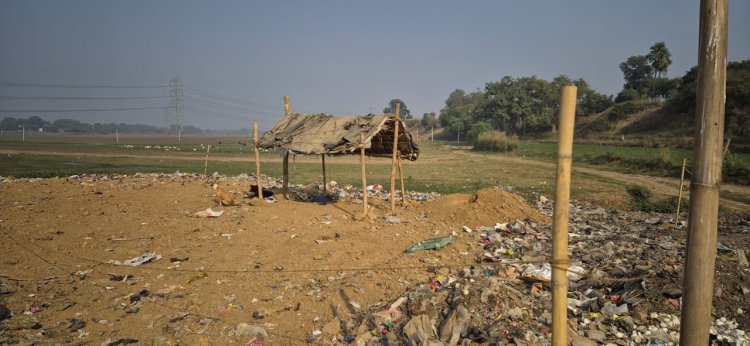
[680,0,727,344]
[284,95,291,116]
[676,158,687,224]
[552,85,577,346]
[283,152,289,191]
[360,132,368,216]
[321,154,327,193]
[282,96,292,191]
[398,155,406,205]
[253,121,263,200]
[203,144,211,178]
[389,103,401,212]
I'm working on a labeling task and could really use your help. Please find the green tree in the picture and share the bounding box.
[619,55,653,96]
[383,99,412,119]
[615,88,641,103]
[421,112,438,128]
[574,78,613,115]
[647,42,672,78]
[468,121,493,141]
[438,89,483,139]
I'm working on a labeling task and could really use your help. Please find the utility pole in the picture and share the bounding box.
[431,126,434,141]
[680,0,728,345]
[168,78,184,142]
[457,124,460,143]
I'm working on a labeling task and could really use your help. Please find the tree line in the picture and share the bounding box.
[417,41,748,141]
[0,116,204,134]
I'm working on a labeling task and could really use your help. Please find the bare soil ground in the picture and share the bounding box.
[0,175,546,345]
[1,174,748,345]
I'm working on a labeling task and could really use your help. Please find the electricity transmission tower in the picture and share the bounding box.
[166,78,183,133]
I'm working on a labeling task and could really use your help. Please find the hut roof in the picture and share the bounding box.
[259,113,419,161]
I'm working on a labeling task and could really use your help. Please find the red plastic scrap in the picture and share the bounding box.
[246,337,267,346]
[667,298,681,310]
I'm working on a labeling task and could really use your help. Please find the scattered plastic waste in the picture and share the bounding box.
[404,236,454,253]
[112,252,162,266]
[194,208,224,218]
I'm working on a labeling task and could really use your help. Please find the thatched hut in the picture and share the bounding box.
[259,113,419,160]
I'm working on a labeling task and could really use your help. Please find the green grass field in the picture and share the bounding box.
[0,137,748,208]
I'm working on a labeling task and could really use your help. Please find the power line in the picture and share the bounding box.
[0,82,168,89]
[184,105,279,119]
[0,106,166,112]
[183,96,273,114]
[182,85,279,110]
[183,106,252,121]
[0,96,168,100]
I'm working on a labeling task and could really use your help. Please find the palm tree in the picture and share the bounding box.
[647,42,672,78]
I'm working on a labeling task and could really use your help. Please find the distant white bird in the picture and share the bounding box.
[213,184,235,206]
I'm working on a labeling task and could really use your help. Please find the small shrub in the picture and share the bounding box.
[723,152,742,171]
[626,183,688,213]
[651,196,689,213]
[626,184,653,211]
[474,131,518,152]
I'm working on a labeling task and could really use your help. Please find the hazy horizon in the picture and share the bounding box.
[1,1,749,131]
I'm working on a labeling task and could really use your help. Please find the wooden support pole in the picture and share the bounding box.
[203,144,211,178]
[282,95,291,191]
[115,129,119,143]
[253,121,263,200]
[398,156,406,205]
[321,154,327,192]
[282,152,289,192]
[552,85,577,346]
[676,158,687,224]
[360,132,368,216]
[680,0,727,344]
[389,103,401,212]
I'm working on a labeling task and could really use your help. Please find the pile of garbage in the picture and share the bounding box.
[310,199,749,345]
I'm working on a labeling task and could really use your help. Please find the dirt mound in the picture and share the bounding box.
[421,187,548,226]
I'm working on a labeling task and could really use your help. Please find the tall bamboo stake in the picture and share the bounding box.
[680,0,727,344]
[389,103,401,212]
[321,154,327,192]
[676,158,687,224]
[282,95,291,191]
[253,121,263,200]
[552,86,577,346]
[203,144,211,178]
[398,156,406,205]
[360,132,368,216]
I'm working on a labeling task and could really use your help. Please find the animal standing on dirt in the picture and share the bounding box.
[213,184,235,206]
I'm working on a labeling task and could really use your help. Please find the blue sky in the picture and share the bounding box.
[1,1,748,130]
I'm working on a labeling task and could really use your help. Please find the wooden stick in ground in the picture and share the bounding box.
[676,158,687,224]
[389,102,401,212]
[282,95,291,192]
[321,154,327,193]
[284,95,291,116]
[398,155,406,205]
[203,144,211,178]
[680,1,727,343]
[253,121,263,199]
[552,85,577,346]
[360,132,368,216]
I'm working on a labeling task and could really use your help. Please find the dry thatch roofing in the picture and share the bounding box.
[259,113,419,161]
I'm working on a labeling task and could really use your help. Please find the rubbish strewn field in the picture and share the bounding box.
[1,173,748,345]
